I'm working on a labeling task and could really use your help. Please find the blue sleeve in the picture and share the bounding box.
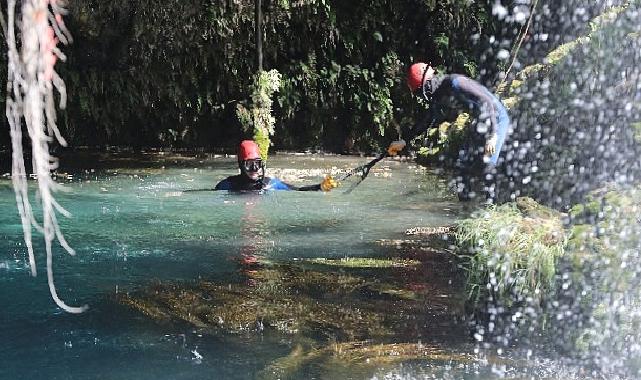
[266,178,293,190]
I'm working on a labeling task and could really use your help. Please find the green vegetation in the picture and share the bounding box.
[494,0,641,206]
[0,0,500,151]
[501,2,635,102]
[236,69,282,160]
[455,198,565,304]
[119,257,465,339]
[416,113,469,165]
[452,186,641,367]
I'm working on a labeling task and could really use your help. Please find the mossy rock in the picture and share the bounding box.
[515,196,565,220]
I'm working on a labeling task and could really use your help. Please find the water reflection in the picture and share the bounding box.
[237,196,269,284]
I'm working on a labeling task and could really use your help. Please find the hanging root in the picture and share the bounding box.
[4,0,87,313]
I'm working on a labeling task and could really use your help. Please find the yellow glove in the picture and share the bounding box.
[387,139,406,156]
[320,175,338,192]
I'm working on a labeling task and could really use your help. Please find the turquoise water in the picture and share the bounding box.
[0,153,573,379]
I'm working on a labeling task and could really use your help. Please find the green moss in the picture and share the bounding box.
[455,197,565,304]
[416,114,469,164]
[518,63,544,79]
[504,2,634,102]
[546,39,582,64]
[508,79,523,91]
[452,113,469,130]
[569,200,601,219]
[237,70,281,161]
[562,186,641,353]
[501,96,519,110]
[253,126,271,161]
[588,4,629,32]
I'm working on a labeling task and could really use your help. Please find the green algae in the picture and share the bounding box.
[632,122,641,144]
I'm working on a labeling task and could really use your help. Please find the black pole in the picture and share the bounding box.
[255,0,263,72]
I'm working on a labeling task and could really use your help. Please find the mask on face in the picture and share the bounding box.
[241,159,264,173]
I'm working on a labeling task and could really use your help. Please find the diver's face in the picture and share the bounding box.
[240,159,264,181]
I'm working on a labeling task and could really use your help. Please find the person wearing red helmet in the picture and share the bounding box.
[387,62,510,202]
[215,140,337,192]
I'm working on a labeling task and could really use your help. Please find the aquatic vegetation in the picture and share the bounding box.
[455,197,566,304]
[119,258,465,341]
[120,253,470,377]
[259,341,477,380]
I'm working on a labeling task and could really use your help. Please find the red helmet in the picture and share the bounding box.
[407,62,428,92]
[238,140,261,162]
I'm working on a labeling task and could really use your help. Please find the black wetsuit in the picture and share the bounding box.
[214,175,322,191]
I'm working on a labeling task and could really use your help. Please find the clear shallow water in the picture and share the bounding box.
[0,152,577,379]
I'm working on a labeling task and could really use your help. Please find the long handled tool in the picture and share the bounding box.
[336,152,388,194]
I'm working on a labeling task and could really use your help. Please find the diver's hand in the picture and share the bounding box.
[320,175,338,192]
[387,140,406,156]
[485,134,497,156]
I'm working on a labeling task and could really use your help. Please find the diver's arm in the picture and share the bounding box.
[275,176,336,192]
[266,177,322,191]
[286,177,336,192]
[406,107,440,142]
[291,184,322,191]
[387,106,444,155]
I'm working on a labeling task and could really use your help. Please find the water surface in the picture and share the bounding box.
[0,152,559,379]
